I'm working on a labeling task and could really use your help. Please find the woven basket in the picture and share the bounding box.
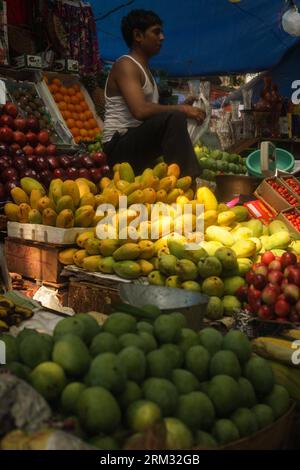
[7,25,37,55]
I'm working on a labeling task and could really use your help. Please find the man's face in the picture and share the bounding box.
[134,24,164,56]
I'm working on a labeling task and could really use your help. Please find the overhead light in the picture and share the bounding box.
[282,4,300,36]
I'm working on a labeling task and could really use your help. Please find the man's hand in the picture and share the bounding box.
[183,95,198,105]
[181,105,206,123]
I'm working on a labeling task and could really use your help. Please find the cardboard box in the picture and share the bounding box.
[14,54,42,69]
[4,238,65,284]
[7,221,87,245]
[280,176,300,202]
[276,207,300,240]
[254,178,295,214]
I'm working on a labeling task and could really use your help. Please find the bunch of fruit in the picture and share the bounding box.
[283,209,300,232]
[4,177,103,228]
[46,77,101,144]
[282,177,300,196]
[267,179,298,207]
[0,310,291,449]
[87,134,102,155]
[0,295,33,331]
[237,251,300,323]
[8,83,60,142]
[194,144,247,182]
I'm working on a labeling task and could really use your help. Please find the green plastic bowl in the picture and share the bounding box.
[246,148,294,177]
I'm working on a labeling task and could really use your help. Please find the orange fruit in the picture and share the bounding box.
[54,92,63,103]
[88,118,97,128]
[79,112,86,121]
[58,102,67,111]
[67,118,75,127]
[74,104,81,113]
[60,86,68,96]
[53,78,62,86]
[68,104,75,112]
[76,92,84,101]
[67,87,76,96]
[70,127,80,137]
[74,83,81,92]
[80,101,89,111]
[74,136,81,144]
[88,130,95,138]
[64,95,71,103]
[49,84,58,94]
[92,128,99,135]
[70,95,78,105]
[80,129,88,138]
[76,120,83,129]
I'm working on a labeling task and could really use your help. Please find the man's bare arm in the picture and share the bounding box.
[115,59,205,123]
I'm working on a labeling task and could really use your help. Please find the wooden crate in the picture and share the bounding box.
[68,279,121,315]
[4,237,65,284]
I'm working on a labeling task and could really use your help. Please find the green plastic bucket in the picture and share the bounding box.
[246,148,294,177]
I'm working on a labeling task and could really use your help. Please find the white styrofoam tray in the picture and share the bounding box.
[7,221,87,245]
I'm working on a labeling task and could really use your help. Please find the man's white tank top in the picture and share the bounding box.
[103,55,159,143]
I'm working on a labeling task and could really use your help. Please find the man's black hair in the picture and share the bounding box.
[121,9,163,48]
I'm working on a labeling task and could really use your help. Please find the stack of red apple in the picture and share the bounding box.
[284,210,300,232]
[282,177,300,197]
[267,179,298,206]
[236,251,300,323]
[0,102,109,200]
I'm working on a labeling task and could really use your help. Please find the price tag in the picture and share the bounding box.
[0,80,6,105]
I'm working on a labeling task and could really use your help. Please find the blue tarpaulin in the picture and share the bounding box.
[90,0,300,77]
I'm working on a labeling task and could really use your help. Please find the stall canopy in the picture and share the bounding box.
[90,0,300,77]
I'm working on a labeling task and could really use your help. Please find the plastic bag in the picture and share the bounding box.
[187,80,211,145]
[33,285,74,315]
[282,6,300,36]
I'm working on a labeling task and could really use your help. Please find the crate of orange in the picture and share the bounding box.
[45,73,103,145]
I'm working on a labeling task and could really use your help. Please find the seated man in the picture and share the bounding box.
[103,9,205,176]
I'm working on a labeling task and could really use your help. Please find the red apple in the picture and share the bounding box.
[101,165,110,176]
[262,284,279,305]
[46,144,56,155]
[1,167,18,182]
[245,270,256,285]
[53,168,66,179]
[78,168,91,179]
[26,131,38,147]
[60,155,71,168]
[26,116,40,132]
[236,285,249,302]
[268,259,282,271]
[253,263,268,277]
[0,182,5,199]
[0,143,9,156]
[283,284,300,304]
[3,102,18,118]
[281,252,297,269]
[261,251,275,266]
[26,155,37,167]
[257,304,273,320]
[35,144,46,156]
[80,155,94,169]
[47,156,60,170]
[13,157,27,172]
[91,151,107,167]
[38,130,50,145]
[0,114,14,128]
[10,143,21,154]
[268,270,284,285]
[13,131,27,147]
[21,168,37,178]
[65,167,79,179]
[274,299,290,317]
[253,274,267,290]
[287,267,300,287]
[14,117,27,132]
[23,145,34,156]
[0,126,14,143]
[90,167,103,183]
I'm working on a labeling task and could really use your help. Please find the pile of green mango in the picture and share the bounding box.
[194,145,247,182]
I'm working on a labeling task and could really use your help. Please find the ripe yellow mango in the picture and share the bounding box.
[28,209,42,224]
[56,209,74,228]
[196,187,218,211]
[76,230,95,248]
[62,180,80,207]
[73,249,88,267]
[11,187,29,205]
[30,188,44,209]
[74,205,95,228]
[59,248,78,265]
[3,202,19,222]
[167,163,180,179]
[37,196,56,213]
[18,203,31,223]
[42,208,57,227]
